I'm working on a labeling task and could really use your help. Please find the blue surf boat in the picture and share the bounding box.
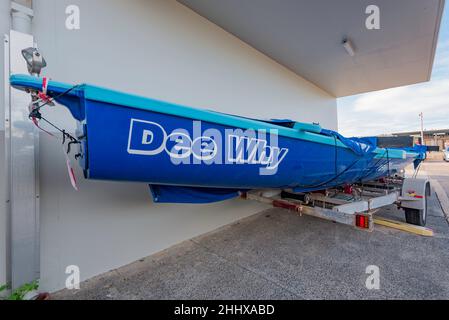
[10,74,424,203]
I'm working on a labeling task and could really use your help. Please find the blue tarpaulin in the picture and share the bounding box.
[320,129,377,156]
[10,74,422,204]
[149,185,243,203]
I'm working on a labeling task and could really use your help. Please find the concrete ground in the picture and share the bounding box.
[422,159,449,195]
[53,161,449,300]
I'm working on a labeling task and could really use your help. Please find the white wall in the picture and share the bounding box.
[27,0,336,292]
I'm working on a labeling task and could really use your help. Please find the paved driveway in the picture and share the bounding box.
[421,160,449,197]
[54,162,449,300]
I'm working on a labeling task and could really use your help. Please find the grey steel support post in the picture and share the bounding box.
[6,0,39,290]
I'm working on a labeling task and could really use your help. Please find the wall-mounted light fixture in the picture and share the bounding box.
[342,38,355,57]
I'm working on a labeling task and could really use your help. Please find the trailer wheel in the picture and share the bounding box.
[404,182,429,226]
[404,208,426,226]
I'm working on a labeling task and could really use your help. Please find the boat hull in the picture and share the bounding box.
[10,74,417,194]
[81,99,412,191]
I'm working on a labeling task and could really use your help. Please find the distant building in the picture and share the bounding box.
[392,129,449,150]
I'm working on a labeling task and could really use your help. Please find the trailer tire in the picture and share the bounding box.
[404,208,426,226]
[402,180,430,226]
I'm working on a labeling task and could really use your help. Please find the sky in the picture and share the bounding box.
[337,5,449,137]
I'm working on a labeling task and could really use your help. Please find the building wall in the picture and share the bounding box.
[3,0,337,292]
[423,135,449,150]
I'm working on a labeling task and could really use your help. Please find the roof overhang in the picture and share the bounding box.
[178,0,445,97]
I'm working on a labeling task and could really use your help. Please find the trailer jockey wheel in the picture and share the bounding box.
[404,183,430,226]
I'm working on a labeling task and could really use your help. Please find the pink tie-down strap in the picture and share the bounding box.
[63,146,79,191]
[29,77,80,191]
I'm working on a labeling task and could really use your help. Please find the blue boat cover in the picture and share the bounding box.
[351,136,378,148]
[320,129,377,156]
[149,185,243,203]
[9,74,425,204]
[401,145,427,169]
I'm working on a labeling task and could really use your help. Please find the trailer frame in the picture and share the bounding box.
[243,175,432,236]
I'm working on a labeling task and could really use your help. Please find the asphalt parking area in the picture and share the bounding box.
[54,162,449,300]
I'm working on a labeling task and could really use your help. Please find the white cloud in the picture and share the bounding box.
[338,78,449,137]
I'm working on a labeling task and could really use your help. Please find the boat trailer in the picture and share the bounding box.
[243,175,432,236]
